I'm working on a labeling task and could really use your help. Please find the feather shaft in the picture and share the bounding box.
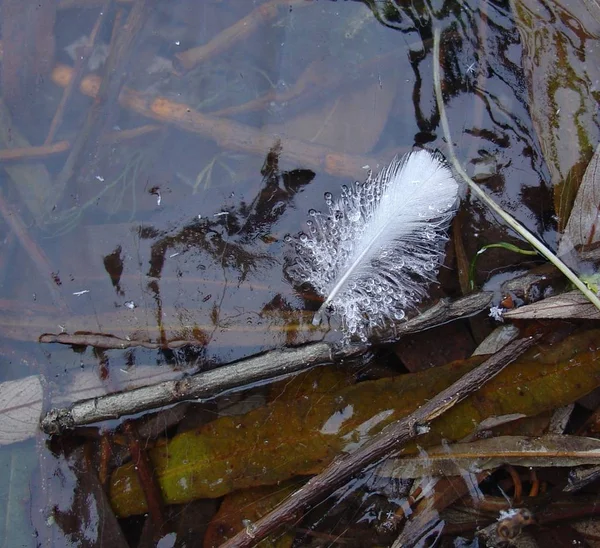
[288,150,459,341]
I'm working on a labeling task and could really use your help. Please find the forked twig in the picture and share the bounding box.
[219,335,539,547]
[432,27,600,313]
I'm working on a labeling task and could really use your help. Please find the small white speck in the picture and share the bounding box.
[95,175,105,182]
[175,40,180,46]
[466,62,477,74]
[59,325,66,332]
[72,290,90,296]
[214,211,229,217]
[156,191,161,206]
[124,301,136,309]
[489,305,505,322]
[362,165,370,170]
[169,252,180,258]
[416,424,430,434]
[556,108,561,115]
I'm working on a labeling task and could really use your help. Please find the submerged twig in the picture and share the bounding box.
[56,0,152,192]
[174,0,308,72]
[50,65,380,180]
[123,422,166,534]
[0,141,70,162]
[432,27,600,313]
[39,332,193,350]
[0,191,68,311]
[220,335,539,548]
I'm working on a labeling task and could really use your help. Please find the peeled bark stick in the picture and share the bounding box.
[220,335,539,548]
[40,342,340,435]
[50,64,380,180]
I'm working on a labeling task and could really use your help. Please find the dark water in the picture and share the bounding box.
[0,0,597,545]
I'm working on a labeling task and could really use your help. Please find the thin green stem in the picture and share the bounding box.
[432,27,600,312]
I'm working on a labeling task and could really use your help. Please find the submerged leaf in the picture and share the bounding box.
[0,376,43,446]
[511,0,600,231]
[109,329,600,517]
[559,144,600,255]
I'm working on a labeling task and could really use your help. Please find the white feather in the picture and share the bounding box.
[287,150,460,342]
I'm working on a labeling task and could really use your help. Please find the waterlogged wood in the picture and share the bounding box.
[109,330,600,518]
[503,290,600,320]
[378,435,600,479]
[0,376,43,445]
[41,342,336,434]
[204,483,298,547]
[39,332,192,350]
[40,293,491,432]
[175,0,306,72]
[511,0,600,231]
[50,64,380,180]
[0,98,60,223]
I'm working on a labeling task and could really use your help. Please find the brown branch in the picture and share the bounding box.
[174,0,308,72]
[51,64,383,180]
[219,335,539,548]
[45,0,110,144]
[55,0,152,192]
[0,141,70,162]
[39,331,193,350]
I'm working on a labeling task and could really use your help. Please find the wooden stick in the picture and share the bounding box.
[40,342,339,434]
[0,191,68,310]
[0,141,70,162]
[220,335,539,547]
[123,422,166,534]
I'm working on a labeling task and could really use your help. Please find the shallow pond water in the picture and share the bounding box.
[0,0,598,545]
